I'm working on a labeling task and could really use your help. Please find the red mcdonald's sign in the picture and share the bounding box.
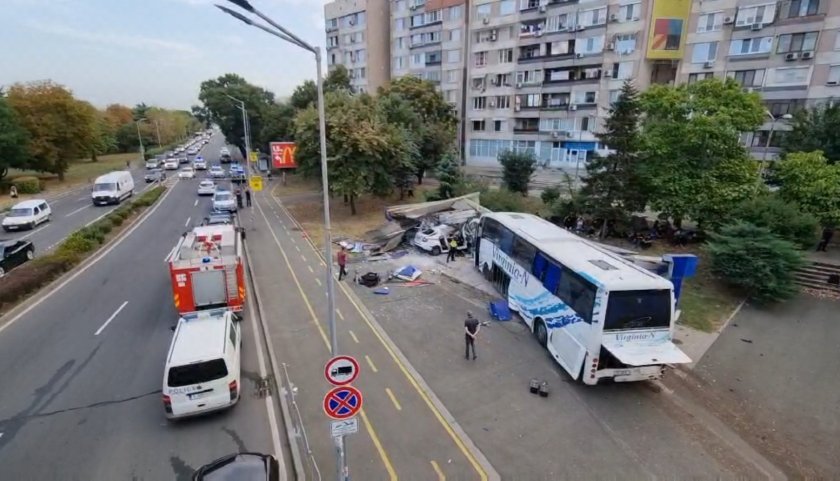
[270,142,297,169]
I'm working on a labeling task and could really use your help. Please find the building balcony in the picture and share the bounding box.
[513,127,540,133]
[518,52,576,64]
[543,73,602,85]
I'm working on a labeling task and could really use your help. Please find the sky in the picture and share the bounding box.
[0,0,328,110]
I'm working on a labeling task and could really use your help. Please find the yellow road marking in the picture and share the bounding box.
[337,309,345,320]
[270,197,489,481]
[430,460,446,481]
[386,388,402,411]
[315,278,322,286]
[349,330,359,343]
[365,355,379,373]
[307,265,314,273]
[255,199,396,478]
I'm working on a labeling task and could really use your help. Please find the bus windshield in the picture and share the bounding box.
[604,289,671,331]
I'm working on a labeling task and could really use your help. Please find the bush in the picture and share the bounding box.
[706,222,806,303]
[541,186,561,205]
[480,189,531,212]
[92,218,114,234]
[498,150,537,195]
[730,194,819,249]
[0,253,77,305]
[57,232,96,256]
[11,176,42,194]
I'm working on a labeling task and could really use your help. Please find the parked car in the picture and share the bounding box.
[212,190,237,212]
[145,168,166,183]
[164,158,179,170]
[0,239,34,277]
[197,180,216,196]
[2,200,52,232]
[191,452,281,481]
[209,165,226,179]
[201,211,233,226]
[178,167,196,179]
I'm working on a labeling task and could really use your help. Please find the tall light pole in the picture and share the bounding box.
[759,110,792,179]
[225,93,252,169]
[136,118,147,163]
[216,1,342,479]
[154,120,163,148]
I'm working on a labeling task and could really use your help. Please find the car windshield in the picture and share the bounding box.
[215,193,232,201]
[182,168,192,172]
[8,208,33,217]
[167,359,228,387]
[93,183,116,192]
[200,181,214,187]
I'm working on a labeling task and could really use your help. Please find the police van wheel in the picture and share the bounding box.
[534,319,548,347]
[431,246,441,256]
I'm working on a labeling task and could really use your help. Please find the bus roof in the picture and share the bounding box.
[484,212,673,291]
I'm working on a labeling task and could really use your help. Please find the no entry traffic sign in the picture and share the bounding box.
[323,386,363,420]
[324,355,360,386]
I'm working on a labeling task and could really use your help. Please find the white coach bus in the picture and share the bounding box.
[475,212,690,385]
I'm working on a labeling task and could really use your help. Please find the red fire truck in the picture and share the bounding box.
[168,224,245,314]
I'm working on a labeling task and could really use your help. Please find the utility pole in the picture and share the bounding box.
[154,121,162,148]
[136,119,147,163]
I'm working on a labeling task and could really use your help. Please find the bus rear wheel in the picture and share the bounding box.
[534,319,548,347]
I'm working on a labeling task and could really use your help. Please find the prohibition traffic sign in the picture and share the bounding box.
[323,386,363,420]
[324,355,360,386]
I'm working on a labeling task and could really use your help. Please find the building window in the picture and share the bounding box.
[445,69,458,83]
[573,91,597,104]
[411,53,425,67]
[687,72,714,84]
[691,42,718,63]
[520,0,539,9]
[697,12,723,33]
[476,4,491,17]
[516,69,542,85]
[328,36,339,47]
[578,7,607,27]
[729,37,772,56]
[496,96,511,109]
[469,139,512,158]
[395,18,405,31]
[329,53,336,65]
[726,69,765,87]
[394,56,406,70]
[785,0,820,19]
[445,89,458,102]
[449,28,461,42]
[609,89,621,104]
[411,13,424,27]
[326,18,338,30]
[835,31,840,50]
[473,96,487,110]
[396,0,406,11]
[580,35,606,54]
[447,49,461,63]
[540,118,574,132]
[500,0,515,16]
[425,51,442,64]
[513,141,536,156]
[471,77,486,90]
[767,66,811,86]
[735,3,776,26]
[472,120,486,131]
[448,5,462,20]
[545,13,568,32]
[494,120,506,132]
[828,65,840,84]
[618,2,640,22]
[499,48,514,63]
[611,62,634,79]
[474,51,487,67]
[396,37,405,49]
[355,49,366,62]
[777,32,819,53]
[615,34,636,55]
[580,117,593,132]
[425,9,442,24]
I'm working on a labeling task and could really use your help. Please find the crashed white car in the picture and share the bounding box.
[413,225,455,256]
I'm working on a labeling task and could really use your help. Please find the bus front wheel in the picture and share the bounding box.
[534,319,548,347]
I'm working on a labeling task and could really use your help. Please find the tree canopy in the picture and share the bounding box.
[198,74,276,155]
[781,103,840,163]
[0,94,31,180]
[774,150,840,226]
[499,150,537,195]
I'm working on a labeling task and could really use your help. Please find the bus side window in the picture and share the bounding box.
[482,218,500,243]
[543,263,561,293]
[556,268,595,323]
[512,236,536,268]
[532,252,548,280]
[499,226,514,255]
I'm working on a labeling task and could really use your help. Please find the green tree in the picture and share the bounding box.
[289,65,352,111]
[436,153,463,200]
[639,78,764,228]
[7,81,97,181]
[581,80,645,237]
[378,76,458,184]
[498,150,536,195]
[132,102,150,121]
[191,104,212,128]
[198,74,276,156]
[0,94,31,180]
[258,102,296,150]
[774,150,840,225]
[706,222,805,303]
[89,107,118,161]
[781,103,840,163]
[729,194,819,249]
[540,186,560,206]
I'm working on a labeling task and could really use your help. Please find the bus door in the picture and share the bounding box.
[547,266,592,379]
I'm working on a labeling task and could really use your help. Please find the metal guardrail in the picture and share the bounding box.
[280,362,322,481]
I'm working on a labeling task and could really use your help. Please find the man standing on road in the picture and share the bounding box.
[446,238,458,263]
[464,312,479,360]
[245,188,252,207]
[235,188,243,209]
[337,246,348,281]
[817,226,834,252]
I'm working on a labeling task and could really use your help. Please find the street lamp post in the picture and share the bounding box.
[136,119,147,164]
[759,111,792,179]
[216,1,342,479]
[154,120,162,149]
[225,93,252,171]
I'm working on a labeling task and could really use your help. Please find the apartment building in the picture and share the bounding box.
[464,0,674,168]
[682,0,840,161]
[325,0,391,93]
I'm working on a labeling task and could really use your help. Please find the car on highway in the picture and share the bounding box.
[92,171,134,206]
[179,156,190,164]
[164,158,179,170]
[162,308,241,420]
[187,148,199,156]
[191,452,281,481]
[0,239,35,277]
[145,158,160,169]
[2,199,52,232]
[178,167,196,179]
[193,156,207,170]
[229,164,246,184]
[209,165,226,179]
[145,168,166,183]
[220,147,230,156]
[197,180,216,196]
[201,211,233,226]
[212,190,237,212]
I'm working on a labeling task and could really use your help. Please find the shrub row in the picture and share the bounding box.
[0,186,166,308]
[0,176,45,195]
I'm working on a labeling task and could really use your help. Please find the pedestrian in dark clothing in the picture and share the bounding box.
[464,312,479,360]
[817,227,834,252]
[337,246,348,281]
[235,189,243,208]
[245,188,252,207]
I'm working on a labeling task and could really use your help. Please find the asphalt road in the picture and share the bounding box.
[0,135,280,480]
[0,136,220,258]
[245,189,497,481]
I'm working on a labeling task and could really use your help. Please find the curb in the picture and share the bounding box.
[270,193,502,481]
[243,238,306,481]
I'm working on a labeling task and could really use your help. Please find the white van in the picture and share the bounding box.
[92,171,134,206]
[162,308,241,420]
[2,199,51,232]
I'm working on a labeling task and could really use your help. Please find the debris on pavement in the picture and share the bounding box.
[392,265,422,282]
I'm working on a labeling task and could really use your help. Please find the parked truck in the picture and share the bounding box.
[168,224,245,314]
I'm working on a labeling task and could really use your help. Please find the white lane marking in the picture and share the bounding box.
[185,217,191,227]
[77,196,88,201]
[15,223,50,241]
[65,204,91,217]
[0,185,176,337]
[84,208,116,228]
[94,301,129,336]
[193,199,198,207]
